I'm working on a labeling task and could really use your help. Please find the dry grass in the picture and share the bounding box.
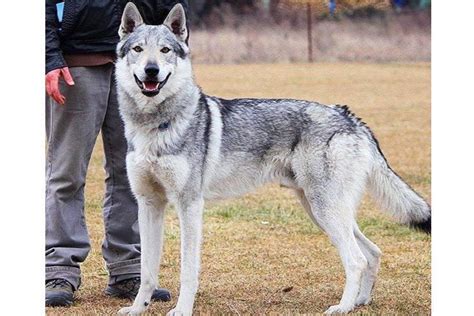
[190,12,430,63]
[46,63,431,315]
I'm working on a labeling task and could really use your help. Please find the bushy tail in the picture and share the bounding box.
[367,135,431,234]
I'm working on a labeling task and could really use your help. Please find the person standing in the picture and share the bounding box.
[45,0,189,307]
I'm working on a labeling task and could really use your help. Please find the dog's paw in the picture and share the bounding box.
[118,305,146,316]
[324,304,354,315]
[166,307,189,316]
[118,306,131,315]
[355,295,372,306]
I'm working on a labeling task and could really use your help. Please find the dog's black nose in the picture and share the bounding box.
[144,64,159,77]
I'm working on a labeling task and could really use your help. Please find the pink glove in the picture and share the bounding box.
[45,67,75,105]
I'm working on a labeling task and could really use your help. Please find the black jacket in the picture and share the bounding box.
[45,0,189,73]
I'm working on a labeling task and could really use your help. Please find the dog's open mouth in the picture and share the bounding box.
[134,73,171,97]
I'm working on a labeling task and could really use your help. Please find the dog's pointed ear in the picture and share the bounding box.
[163,4,188,42]
[119,2,144,39]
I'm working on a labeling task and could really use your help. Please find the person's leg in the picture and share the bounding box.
[45,65,110,290]
[100,68,142,282]
[101,68,171,302]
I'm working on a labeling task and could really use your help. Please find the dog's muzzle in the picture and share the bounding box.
[134,73,172,97]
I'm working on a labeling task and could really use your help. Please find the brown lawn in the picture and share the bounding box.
[47,63,431,315]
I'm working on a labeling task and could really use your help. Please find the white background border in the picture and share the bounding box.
[432,1,474,314]
[0,0,45,313]
[1,0,473,314]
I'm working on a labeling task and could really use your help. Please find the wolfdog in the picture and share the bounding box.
[115,3,430,315]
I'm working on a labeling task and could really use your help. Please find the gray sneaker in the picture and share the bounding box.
[45,279,74,307]
[105,277,171,301]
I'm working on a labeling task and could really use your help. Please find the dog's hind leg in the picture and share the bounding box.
[298,188,380,309]
[306,193,368,314]
[353,224,381,306]
[293,144,369,315]
[302,189,367,315]
[293,132,378,314]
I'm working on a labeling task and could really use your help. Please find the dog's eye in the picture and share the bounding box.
[133,46,143,53]
[161,47,171,54]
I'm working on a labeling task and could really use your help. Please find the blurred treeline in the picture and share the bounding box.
[188,0,431,27]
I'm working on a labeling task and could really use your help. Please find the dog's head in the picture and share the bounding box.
[116,3,191,100]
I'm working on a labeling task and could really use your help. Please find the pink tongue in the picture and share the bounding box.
[144,81,158,91]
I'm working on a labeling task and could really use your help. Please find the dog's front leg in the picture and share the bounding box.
[167,196,204,316]
[119,195,167,315]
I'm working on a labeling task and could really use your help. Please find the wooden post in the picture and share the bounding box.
[307,2,313,63]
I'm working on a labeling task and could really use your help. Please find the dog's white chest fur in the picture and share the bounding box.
[128,145,191,198]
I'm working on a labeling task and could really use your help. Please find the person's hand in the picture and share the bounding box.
[45,67,75,105]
